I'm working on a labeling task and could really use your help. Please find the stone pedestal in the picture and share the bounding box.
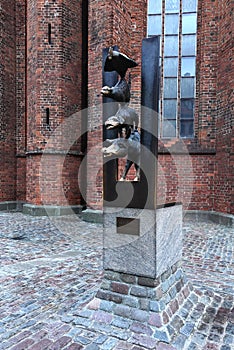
[104,204,183,278]
[89,203,195,343]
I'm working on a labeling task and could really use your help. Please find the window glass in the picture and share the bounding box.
[181,57,196,76]
[164,78,177,98]
[148,15,162,35]
[181,77,195,98]
[147,0,198,139]
[182,35,196,55]
[164,35,179,56]
[165,0,180,13]
[164,57,178,76]
[163,120,177,137]
[148,0,162,14]
[163,99,177,119]
[180,120,194,137]
[180,99,194,119]
[182,0,197,13]
[182,13,197,34]
[165,14,179,34]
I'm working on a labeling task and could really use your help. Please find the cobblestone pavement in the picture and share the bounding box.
[0,212,233,350]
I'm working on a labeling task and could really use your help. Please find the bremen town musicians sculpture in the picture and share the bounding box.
[102,47,140,181]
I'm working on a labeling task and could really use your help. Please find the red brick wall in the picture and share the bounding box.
[86,0,233,214]
[0,0,17,201]
[26,0,83,206]
[195,0,218,148]
[0,0,232,214]
[16,0,27,201]
[214,0,233,214]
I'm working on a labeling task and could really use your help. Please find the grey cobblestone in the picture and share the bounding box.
[0,213,233,349]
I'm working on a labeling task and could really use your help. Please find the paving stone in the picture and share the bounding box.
[94,335,109,345]
[149,301,161,312]
[74,336,91,346]
[130,322,153,336]
[130,286,148,298]
[220,346,232,350]
[50,336,72,350]
[100,338,118,350]
[122,296,139,309]
[154,330,170,343]
[130,333,158,349]
[28,339,53,350]
[120,274,137,285]
[0,214,233,350]
[171,334,187,349]
[113,305,131,318]
[190,332,207,347]
[85,344,100,350]
[8,338,35,350]
[180,323,195,336]
[64,344,83,350]
[156,343,176,350]
[223,334,233,345]
[148,313,162,327]
[131,309,149,323]
[138,277,159,288]
[186,343,200,350]
[111,316,132,329]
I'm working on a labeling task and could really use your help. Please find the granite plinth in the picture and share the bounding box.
[104,204,182,278]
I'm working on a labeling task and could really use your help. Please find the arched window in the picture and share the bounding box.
[148,0,198,138]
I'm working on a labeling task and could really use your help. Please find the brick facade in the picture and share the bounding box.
[0,0,233,214]
[0,0,17,202]
[214,0,233,213]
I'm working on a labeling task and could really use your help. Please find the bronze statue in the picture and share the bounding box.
[102,47,140,181]
[105,104,139,132]
[103,130,140,181]
[104,47,138,78]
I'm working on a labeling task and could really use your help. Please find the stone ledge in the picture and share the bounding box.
[185,210,234,227]
[22,204,83,217]
[0,201,25,212]
[82,209,104,224]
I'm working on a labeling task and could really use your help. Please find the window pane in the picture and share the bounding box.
[164,78,177,98]
[164,57,178,76]
[181,77,195,98]
[164,35,179,56]
[165,0,180,13]
[180,120,194,138]
[165,14,179,34]
[180,99,194,119]
[148,15,162,35]
[182,14,197,34]
[148,0,162,14]
[182,35,196,55]
[163,120,177,137]
[181,57,196,76]
[163,99,177,119]
[182,0,198,13]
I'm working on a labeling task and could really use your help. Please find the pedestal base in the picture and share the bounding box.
[89,262,194,344]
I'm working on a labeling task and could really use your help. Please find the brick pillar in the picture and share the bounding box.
[215,0,233,214]
[0,0,17,202]
[26,0,84,208]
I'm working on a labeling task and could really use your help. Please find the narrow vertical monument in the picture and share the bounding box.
[87,38,194,344]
